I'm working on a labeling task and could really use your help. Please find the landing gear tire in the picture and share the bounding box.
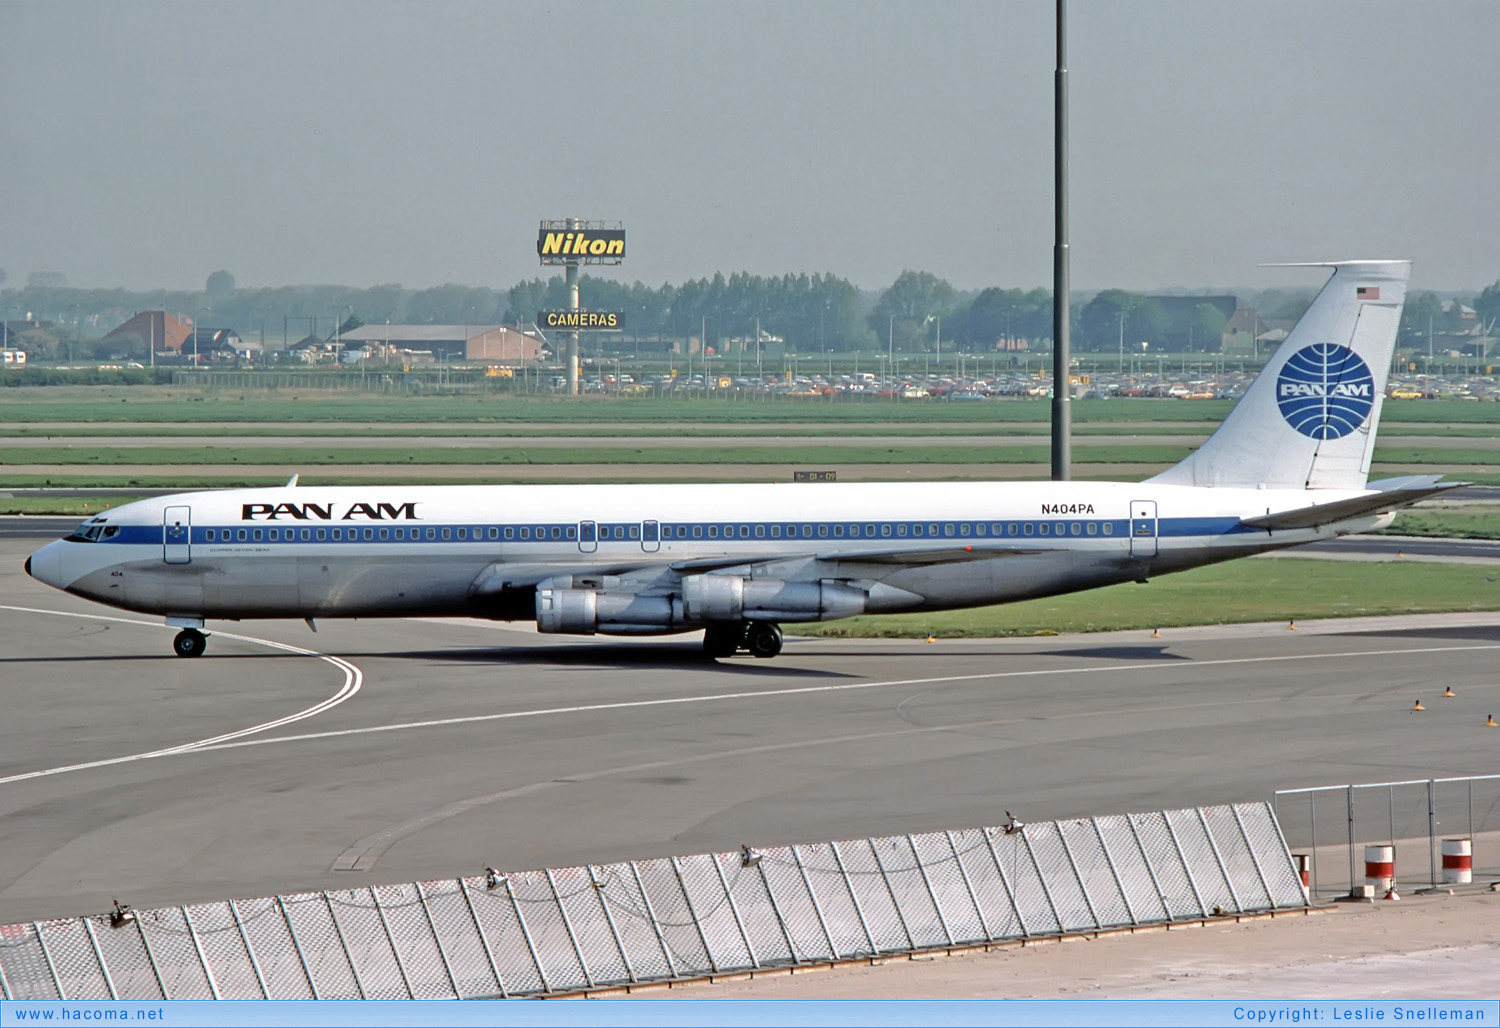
[745,621,783,659]
[702,623,746,659]
[173,629,207,658]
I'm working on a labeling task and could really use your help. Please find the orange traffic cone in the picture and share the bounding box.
[1288,620,1298,630]
[1443,686,1455,698]
[1152,628,1161,638]
[925,633,936,644]
[1486,714,1497,728]
[1385,887,1400,901]
[1411,699,1426,712]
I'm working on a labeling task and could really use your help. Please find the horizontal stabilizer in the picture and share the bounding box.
[1239,478,1464,531]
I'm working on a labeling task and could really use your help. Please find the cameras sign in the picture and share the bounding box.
[539,310,626,332]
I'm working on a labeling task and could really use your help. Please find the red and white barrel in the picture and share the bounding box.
[1293,853,1311,889]
[1364,845,1395,891]
[1441,839,1473,884]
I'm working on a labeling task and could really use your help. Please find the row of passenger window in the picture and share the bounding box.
[205,525,575,543]
[660,521,1117,540]
[202,520,1120,544]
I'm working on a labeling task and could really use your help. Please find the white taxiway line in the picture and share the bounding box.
[7,608,1497,779]
[0,604,363,786]
[193,638,1500,754]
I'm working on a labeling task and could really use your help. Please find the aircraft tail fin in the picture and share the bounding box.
[1148,260,1409,490]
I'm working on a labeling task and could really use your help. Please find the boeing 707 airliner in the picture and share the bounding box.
[26,261,1452,659]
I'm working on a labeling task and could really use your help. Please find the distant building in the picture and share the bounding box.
[101,311,195,354]
[1221,306,1261,352]
[338,325,544,364]
[287,334,338,364]
[181,328,247,361]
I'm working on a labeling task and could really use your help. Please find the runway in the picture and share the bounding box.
[2,536,1499,927]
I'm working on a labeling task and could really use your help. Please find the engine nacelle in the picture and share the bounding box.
[534,585,683,635]
[681,575,873,623]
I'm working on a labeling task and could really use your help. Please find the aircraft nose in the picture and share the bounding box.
[26,541,64,589]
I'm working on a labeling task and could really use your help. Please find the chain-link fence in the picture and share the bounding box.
[0,802,1306,1001]
[1275,774,1500,898]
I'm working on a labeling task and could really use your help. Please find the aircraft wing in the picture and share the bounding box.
[475,542,1059,594]
[669,553,815,573]
[1238,476,1464,531]
[672,543,1052,571]
[814,543,1054,565]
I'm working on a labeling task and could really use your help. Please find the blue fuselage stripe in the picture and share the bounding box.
[92,515,1253,549]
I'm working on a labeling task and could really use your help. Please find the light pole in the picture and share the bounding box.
[335,304,352,350]
[64,304,80,366]
[923,314,942,375]
[2,304,18,358]
[193,307,211,367]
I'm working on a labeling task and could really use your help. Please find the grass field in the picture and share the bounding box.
[7,391,1237,424]
[1383,508,1500,538]
[1,386,1498,426]
[1,421,1498,440]
[0,384,1494,499]
[4,443,1495,468]
[0,443,1202,466]
[800,558,1500,638]
[3,386,1497,640]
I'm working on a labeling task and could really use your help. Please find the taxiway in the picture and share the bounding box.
[2,537,1498,926]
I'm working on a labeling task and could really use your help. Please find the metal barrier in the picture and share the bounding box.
[1274,774,1500,897]
[0,802,1306,1001]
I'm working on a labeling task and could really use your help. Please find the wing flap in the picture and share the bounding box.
[816,544,1056,565]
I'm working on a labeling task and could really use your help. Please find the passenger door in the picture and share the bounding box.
[578,520,597,553]
[641,520,660,553]
[1129,500,1158,558]
[164,505,192,564]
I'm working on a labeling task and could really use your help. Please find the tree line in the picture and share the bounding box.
[3,267,1497,361]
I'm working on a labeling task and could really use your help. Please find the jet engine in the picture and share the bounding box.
[680,574,869,622]
[533,574,921,636]
[534,585,683,636]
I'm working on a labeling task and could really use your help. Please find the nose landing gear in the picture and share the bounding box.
[172,628,207,658]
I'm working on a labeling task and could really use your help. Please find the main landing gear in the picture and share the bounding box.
[172,628,207,658]
[703,621,783,659]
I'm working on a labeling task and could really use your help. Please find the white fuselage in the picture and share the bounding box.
[26,480,1385,631]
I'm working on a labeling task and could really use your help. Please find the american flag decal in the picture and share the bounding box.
[1357,286,1380,300]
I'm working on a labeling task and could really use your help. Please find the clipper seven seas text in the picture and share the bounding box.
[26,261,1455,659]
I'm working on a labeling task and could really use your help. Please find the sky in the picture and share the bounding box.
[2,0,1497,295]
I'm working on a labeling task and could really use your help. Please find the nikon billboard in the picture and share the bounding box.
[539,309,626,332]
[536,223,626,265]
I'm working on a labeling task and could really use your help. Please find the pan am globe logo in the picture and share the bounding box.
[1275,342,1376,440]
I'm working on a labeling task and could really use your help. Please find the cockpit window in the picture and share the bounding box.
[67,520,108,542]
